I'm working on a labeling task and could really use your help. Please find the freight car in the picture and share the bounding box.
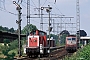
[47,37,56,47]
[26,30,50,57]
[65,35,77,52]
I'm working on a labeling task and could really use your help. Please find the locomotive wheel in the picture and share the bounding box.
[27,53,30,57]
[34,55,37,57]
[46,53,49,57]
[38,55,40,58]
[38,54,43,58]
[28,54,33,58]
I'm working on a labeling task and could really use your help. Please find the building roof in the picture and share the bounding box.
[80,36,90,40]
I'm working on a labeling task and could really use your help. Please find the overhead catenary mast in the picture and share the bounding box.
[27,0,30,33]
[0,0,5,9]
[76,0,80,48]
[38,0,40,17]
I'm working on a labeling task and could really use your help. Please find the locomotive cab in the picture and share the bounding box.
[65,35,77,52]
[26,30,49,57]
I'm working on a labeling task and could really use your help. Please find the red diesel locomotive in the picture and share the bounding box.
[26,30,50,57]
[65,35,77,52]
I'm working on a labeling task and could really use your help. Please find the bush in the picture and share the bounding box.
[64,43,90,60]
[0,39,16,60]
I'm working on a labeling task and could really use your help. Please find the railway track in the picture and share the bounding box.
[49,48,68,60]
[14,46,74,60]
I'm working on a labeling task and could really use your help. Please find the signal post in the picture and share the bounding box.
[13,1,22,57]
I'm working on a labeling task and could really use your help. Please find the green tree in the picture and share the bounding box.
[0,26,3,30]
[47,34,58,39]
[9,40,18,50]
[3,27,9,31]
[9,27,15,33]
[0,26,6,31]
[0,26,15,33]
[22,24,37,34]
[60,34,68,45]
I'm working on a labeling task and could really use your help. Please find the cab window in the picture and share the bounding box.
[67,38,71,40]
[39,31,45,36]
[72,38,76,41]
[30,31,36,35]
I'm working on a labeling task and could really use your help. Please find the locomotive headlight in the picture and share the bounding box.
[34,40,37,42]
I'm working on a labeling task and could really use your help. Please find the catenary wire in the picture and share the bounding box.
[41,0,47,7]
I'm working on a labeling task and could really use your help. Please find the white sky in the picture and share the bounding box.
[0,0,90,36]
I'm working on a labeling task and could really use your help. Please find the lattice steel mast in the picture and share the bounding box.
[76,0,80,48]
[27,0,30,32]
[0,0,5,9]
